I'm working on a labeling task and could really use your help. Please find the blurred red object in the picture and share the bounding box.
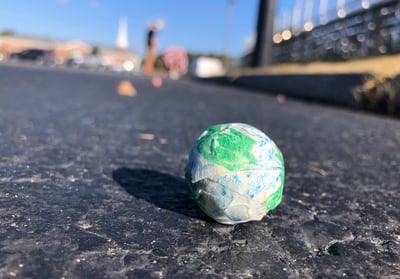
[276,94,287,103]
[152,76,162,88]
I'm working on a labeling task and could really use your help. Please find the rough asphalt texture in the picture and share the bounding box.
[0,64,399,278]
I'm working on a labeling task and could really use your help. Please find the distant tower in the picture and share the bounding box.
[116,17,128,51]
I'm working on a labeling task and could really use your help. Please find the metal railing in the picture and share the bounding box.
[273,0,400,62]
[241,0,400,66]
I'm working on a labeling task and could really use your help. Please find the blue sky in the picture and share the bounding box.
[0,0,297,57]
[0,0,357,58]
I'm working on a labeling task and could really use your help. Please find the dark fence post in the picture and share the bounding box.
[252,0,276,68]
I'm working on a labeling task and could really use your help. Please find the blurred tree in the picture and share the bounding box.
[0,30,15,36]
[219,54,229,68]
[91,46,100,56]
[154,55,166,71]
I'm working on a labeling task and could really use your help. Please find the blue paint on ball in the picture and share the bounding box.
[185,123,285,225]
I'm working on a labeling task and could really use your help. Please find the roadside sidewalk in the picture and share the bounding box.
[201,71,400,116]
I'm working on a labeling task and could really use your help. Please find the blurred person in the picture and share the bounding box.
[143,22,162,75]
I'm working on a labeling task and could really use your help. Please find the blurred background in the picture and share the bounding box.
[0,0,399,77]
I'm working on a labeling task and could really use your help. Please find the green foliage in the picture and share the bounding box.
[0,29,15,36]
[154,55,166,70]
[91,46,100,56]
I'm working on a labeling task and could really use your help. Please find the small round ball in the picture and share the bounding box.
[185,123,284,225]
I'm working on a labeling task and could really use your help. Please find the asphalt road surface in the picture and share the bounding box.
[1,63,399,278]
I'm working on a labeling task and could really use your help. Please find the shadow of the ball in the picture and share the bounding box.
[112,168,210,221]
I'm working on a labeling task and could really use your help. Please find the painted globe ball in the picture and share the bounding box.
[185,123,285,225]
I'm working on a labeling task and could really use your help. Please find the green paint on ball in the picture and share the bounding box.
[275,146,285,192]
[186,123,285,224]
[197,124,222,141]
[262,146,285,210]
[197,125,257,171]
[196,190,206,208]
[274,146,284,166]
[189,180,198,193]
[185,169,198,193]
[184,168,192,184]
[263,185,283,210]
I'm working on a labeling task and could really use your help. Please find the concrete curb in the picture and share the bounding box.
[202,73,371,107]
